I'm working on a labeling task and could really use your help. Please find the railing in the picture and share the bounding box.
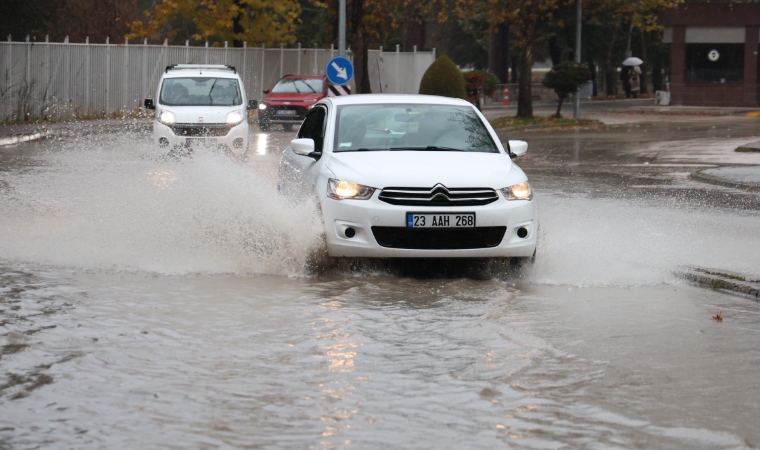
[0,38,435,122]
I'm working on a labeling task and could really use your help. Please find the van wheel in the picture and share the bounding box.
[283,124,293,132]
[259,121,270,131]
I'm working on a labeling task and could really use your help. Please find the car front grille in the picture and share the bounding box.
[378,185,499,207]
[169,123,232,137]
[371,226,507,250]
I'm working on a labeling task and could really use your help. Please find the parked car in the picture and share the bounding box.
[257,75,328,131]
[144,64,257,154]
[277,94,537,262]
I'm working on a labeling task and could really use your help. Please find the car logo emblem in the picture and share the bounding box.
[198,117,204,122]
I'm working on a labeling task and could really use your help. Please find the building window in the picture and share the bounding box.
[685,44,744,83]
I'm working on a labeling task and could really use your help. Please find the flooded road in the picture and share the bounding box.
[2,118,760,448]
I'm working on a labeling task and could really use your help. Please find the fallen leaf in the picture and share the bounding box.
[712,311,723,322]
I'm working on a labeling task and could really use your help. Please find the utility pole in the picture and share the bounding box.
[339,0,346,57]
[573,0,582,118]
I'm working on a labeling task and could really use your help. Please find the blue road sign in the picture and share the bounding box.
[326,56,354,86]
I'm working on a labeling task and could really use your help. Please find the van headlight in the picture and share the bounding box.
[327,179,375,200]
[226,111,244,125]
[501,181,533,200]
[158,111,175,125]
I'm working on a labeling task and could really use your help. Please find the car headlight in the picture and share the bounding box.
[501,181,533,201]
[258,103,267,110]
[226,111,244,125]
[158,110,175,125]
[327,179,376,200]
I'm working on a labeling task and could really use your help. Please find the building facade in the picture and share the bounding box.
[661,3,760,107]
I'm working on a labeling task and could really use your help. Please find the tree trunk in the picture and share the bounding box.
[232,0,244,47]
[351,0,371,93]
[516,1,539,118]
[548,35,562,66]
[488,23,509,83]
[404,15,426,51]
[588,60,598,97]
[511,55,519,83]
[555,96,564,118]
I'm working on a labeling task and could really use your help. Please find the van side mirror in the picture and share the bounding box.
[262,89,270,94]
[291,138,319,159]
[247,99,259,110]
[144,99,155,110]
[508,140,528,158]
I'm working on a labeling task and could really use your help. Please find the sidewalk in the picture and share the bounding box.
[690,166,760,191]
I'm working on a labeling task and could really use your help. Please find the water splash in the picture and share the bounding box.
[0,133,324,275]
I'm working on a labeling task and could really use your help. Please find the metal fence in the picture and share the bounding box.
[0,38,436,122]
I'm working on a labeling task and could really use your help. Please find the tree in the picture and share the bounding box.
[128,0,301,47]
[542,61,590,117]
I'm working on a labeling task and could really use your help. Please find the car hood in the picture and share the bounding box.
[325,151,524,189]
[264,93,322,103]
[159,105,242,124]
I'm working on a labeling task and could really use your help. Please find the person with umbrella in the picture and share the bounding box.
[623,57,643,99]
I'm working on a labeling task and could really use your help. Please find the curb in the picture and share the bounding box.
[0,120,152,147]
[689,169,760,192]
[680,267,760,301]
[0,131,53,147]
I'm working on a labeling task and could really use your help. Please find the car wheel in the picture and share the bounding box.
[509,248,536,270]
[283,124,294,132]
[259,121,271,131]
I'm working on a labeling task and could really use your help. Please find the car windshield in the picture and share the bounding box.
[334,104,499,153]
[160,77,242,106]
[271,78,324,93]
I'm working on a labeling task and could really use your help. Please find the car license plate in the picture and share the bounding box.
[276,110,297,115]
[186,138,217,148]
[406,213,475,228]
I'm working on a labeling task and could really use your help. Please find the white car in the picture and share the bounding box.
[277,94,537,261]
[144,64,257,154]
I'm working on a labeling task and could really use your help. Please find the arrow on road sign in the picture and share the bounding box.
[331,62,348,81]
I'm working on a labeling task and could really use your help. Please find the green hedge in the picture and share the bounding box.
[419,55,466,100]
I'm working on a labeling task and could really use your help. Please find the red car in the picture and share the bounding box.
[257,75,328,131]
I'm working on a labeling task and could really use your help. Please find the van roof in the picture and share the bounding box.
[162,65,240,79]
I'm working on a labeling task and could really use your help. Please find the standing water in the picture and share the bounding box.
[2,126,760,448]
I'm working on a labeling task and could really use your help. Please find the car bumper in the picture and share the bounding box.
[321,194,538,258]
[153,121,249,151]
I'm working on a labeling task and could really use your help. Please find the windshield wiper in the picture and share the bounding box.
[296,79,317,93]
[208,79,218,105]
[335,148,385,152]
[389,146,465,152]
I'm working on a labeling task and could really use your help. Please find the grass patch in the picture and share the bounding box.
[736,145,760,153]
[489,115,603,131]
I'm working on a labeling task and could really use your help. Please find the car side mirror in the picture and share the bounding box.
[247,99,258,110]
[262,89,270,94]
[291,138,319,158]
[508,140,528,158]
[144,98,155,110]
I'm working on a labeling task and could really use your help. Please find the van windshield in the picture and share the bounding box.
[160,77,242,106]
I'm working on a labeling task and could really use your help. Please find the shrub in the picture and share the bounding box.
[419,55,466,100]
[542,62,592,118]
[463,70,500,96]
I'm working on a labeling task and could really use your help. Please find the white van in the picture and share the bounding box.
[144,64,257,154]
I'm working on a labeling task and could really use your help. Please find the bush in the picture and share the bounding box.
[463,70,500,96]
[542,62,592,118]
[419,55,466,100]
